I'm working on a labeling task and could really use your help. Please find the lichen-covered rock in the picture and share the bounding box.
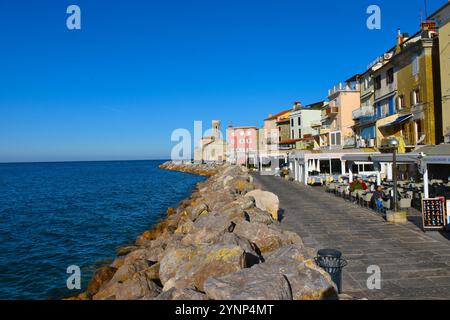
[190,203,209,221]
[163,244,245,292]
[154,288,208,300]
[286,260,338,300]
[116,245,139,257]
[159,247,196,285]
[93,273,161,300]
[109,259,150,283]
[220,233,262,268]
[234,196,255,211]
[123,246,165,265]
[204,249,337,301]
[245,207,274,225]
[204,267,292,300]
[245,190,280,221]
[233,221,287,254]
[86,266,117,298]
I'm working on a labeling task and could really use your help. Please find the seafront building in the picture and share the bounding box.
[429,2,450,143]
[219,1,449,198]
[314,76,361,151]
[352,69,376,149]
[393,24,442,148]
[226,126,259,166]
[289,101,323,151]
[194,120,227,163]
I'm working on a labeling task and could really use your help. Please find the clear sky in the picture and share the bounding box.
[0,0,445,162]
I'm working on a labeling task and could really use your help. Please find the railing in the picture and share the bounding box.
[328,82,360,96]
[352,106,375,120]
[326,107,339,115]
[344,137,356,147]
[310,120,322,128]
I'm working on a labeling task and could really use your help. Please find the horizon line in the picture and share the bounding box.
[0,158,172,165]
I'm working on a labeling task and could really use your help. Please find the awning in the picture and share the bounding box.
[379,114,413,128]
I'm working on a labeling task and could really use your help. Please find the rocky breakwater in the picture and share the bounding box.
[76,162,338,300]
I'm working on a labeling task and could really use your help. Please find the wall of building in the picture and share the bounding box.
[227,127,258,165]
[435,7,450,141]
[339,92,361,140]
[301,110,322,137]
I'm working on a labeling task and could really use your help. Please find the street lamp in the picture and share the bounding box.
[384,137,399,212]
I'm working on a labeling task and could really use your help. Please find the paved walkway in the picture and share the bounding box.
[252,174,450,300]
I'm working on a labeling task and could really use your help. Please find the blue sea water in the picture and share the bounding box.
[0,160,205,300]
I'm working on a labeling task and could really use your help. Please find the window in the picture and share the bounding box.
[298,117,301,126]
[412,55,419,76]
[330,132,341,146]
[374,75,382,90]
[298,129,302,138]
[364,78,369,90]
[412,89,421,105]
[386,68,394,85]
[292,130,294,139]
[398,95,405,110]
[291,119,294,127]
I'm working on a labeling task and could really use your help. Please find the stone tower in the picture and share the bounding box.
[212,120,221,140]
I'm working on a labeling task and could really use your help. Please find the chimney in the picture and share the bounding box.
[396,28,405,51]
[268,113,273,118]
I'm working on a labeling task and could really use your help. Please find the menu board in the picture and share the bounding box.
[447,201,450,226]
[422,198,447,231]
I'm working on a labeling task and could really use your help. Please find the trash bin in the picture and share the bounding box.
[315,249,347,294]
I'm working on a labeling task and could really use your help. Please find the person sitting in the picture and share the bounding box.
[371,185,385,213]
[349,178,368,192]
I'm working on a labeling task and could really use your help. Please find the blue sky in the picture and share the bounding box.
[0,0,445,162]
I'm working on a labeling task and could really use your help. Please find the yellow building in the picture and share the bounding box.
[430,2,450,142]
[377,25,442,150]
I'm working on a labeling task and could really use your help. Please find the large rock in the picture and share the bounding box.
[220,233,263,268]
[180,214,234,246]
[154,288,208,300]
[86,266,117,297]
[159,247,196,285]
[189,203,209,221]
[123,246,165,265]
[245,190,280,221]
[233,221,287,254]
[202,191,235,212]
[245,207,274,225]
[93,273,161,300]
[163,244,245,292]
[204,249,337,300]
[204,266,292,300]
[109,259,151,284]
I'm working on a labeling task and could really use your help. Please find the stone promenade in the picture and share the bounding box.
[252,174,450,300]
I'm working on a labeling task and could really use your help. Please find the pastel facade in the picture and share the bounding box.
[371,27,442,151]
[261,110,291,155]
[227,126,258,165]
[290,102,323,150]
[315,77,361,150]
[394,27,442,147]
[430,2,450,142]
[352,69,376,148]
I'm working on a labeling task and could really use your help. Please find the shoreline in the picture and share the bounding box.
[73,162,339,300]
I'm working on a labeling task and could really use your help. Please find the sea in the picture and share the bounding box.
[0,160,205,300]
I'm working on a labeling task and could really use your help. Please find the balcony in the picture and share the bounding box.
[352,106,375,120]
[319,125,332,135]
[310,120,322,128]
[326,107,339,115]
[328,82,360,97]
